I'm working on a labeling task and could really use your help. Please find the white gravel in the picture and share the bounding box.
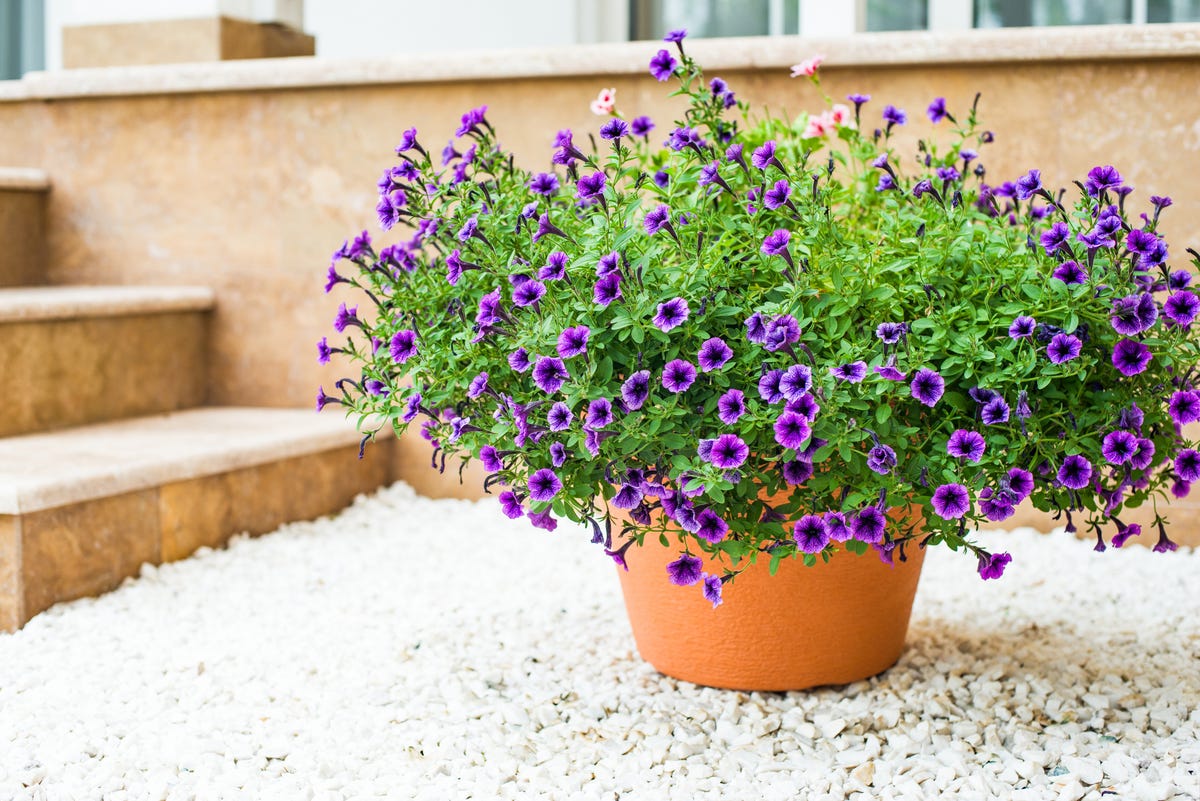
[1,482,1198,801]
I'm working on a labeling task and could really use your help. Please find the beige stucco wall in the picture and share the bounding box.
[2,25,1200,534]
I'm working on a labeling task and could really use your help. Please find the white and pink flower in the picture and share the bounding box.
[590,87,617,116]
[790,55,825,78]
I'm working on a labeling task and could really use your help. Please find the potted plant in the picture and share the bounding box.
[318,31,1195,691]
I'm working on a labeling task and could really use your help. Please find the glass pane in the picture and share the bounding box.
[631,0,770,40]
[1148,0,1200,21]
[867,0,929,30]
[976,0,1131,27]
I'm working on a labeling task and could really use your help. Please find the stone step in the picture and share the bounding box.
[0,285,215,437]
[0,407,393,631]
[0,168,50,287]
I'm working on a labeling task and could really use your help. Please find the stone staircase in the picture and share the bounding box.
[0,168,391,632]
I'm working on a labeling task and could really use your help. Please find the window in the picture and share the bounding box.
[975,0,1131,27]
[629,0,798,39]
[867,0,928,31]
[0,0,43,80]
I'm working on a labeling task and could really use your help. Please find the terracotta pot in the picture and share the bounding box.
[616,511,926,691]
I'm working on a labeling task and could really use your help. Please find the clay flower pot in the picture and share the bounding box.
[616,521,926,692]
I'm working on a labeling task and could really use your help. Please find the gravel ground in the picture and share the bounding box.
[1,482,1198,801]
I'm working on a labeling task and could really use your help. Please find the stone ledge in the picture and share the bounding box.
[0,23,1198,102]
[0,168,50,191]
[0,285,215,322]
[0,408,374,514]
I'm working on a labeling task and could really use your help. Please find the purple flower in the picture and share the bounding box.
[480,445,503,472]
[1101,430,1138,465]
[764,179,791,210]
[696,511,729,545]
[867,444,897,475]
[707,434,749,469]
[532,356,570,394]
[1164,290,1199,326]
[824,511,850,542]
[1057,455,1092,490]
[1110,293,1158,336]
[550,442,567,468]
[1040,222,1071,256]
[512,280,547,307]
[661,359,697,393]
[876,174,896,192]
[876,322,907,344]
[977,552,1012,580]
[529,172,559,195]
[787,394,819,420]
[389,329,417,364]
[599,118,629,141]
[593,273,622,306]
[527,511,557,531]
[911,180,934,199]
[323,265,343,294]
[1015,169,1042,200]
[981,396,1010,425]
[936,166,960,182]
[527,468,562,503]
[375,191,406,231]
[316,337,333,365]
[882,105,907,126]
[761,229,791,257]
[763,315,801,351]
[875,359,907,381]
[830,361,868,383]
[663,28,687,44]
[773,411,811,450]
[1111,338,1152,376]
[1046,333,1082,364]
[654,297,690,331]
[1006,468,1034,501]
[910,368,945,407]
[1052,261,1088,285]
[745,313,767,344]
[596,252,620,277]
[1169,390,1200,425]
[717,389,745,425]
[394,127,419,153]
[698,338,733,371]
[1084,165,1122,197]
[1111,523,1142,549]
[644,204,672,235]
[586,398,613,429]
[455,105,488,137]
[498,490,524,519]
[848,92,871,106]
[508,347,532,373]
[792,515,830,554]
[758,370,784,403]
[782,459,813,485]
[539,251,569,281]
[779,365,813,401]
[630,116,655,137]
[533,213,565,243]
[947,430,986,463]
[851,507,886,543]
[576,171,607,203]
[926,97,948,123]
[649,49,678,81]
[333,302,360,333]
[1175,449,1200,482]
[667,553,700,585]
[621,370,651,410]
[547,402,573,432]
[702,574,723,608]
[751,140,778,171]
[1131,438,1156,471]
[467,372,489,399]
[557,326,590,359]
[611,483,643,510]
[931,483,970,520]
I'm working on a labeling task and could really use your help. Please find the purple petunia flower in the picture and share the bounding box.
[876,322,907,344]
[830,361,868,383]
[978,552,1012,580]
[936,166,960,182]
[1164,290,1199,326]
[1015,169,1042,200]
[910,368,945,407]
[533,213,565,243]
[644,204,672,235]
[931,483,971,520]
[764,179,791,210]
[528,468,562,503]
[867,444,897,475]
[1110,293,1158,336]
[654,297,690,331]
[661,359,697,393]
[1084,165,1122,197]
[621,370,651,410]
[390,329,417,364]
[773,411,811,450]
[532,356,570,394]
[947,430,986,462]
[787,393,820,421]
[696,511,729,545]
[666,552,703,586]
[527,510,557,531]
[576,171,607,203]
[512,279,547,307]
[1057,454,1092,490]
[927,97,948,123]
[707,434,749,469]
[882,105,907,126]
[751,140,778,171]
[316,337,333,365]
[333,302,360,333]
[498,490,524,519]
[630,116,655,137]
[529,172,560,195]
[912,179,934,199]
[778,365,813,402]
[1046,333,1082,364]
[593,273,622,306]
[1130,438,1155,471]
[761,229,791,257]
[539,251,569,281]
[663,28,687,44]
[1052,260,1088,285]
[758,370,784,403]
[717,388,746,425]
[848,92,871,106]
[586,398,613,429]
[547,401,573,432]
[875,359,907,381]
[744,313,767,344]
[556,325,590,359]
[851,507,886,544]
[793,515,830,554]
[1101,430,1138,465]
[611,483,643,510]
[763,315,801,351]
[1176,449,1200,482]
[1111,338,1152,376]
[981,396,1010,425]
[596,251,620,277]
[1168,390,1200,425]
[600,118,629,141]
[480,445,503,472]
[455,105,488,137]
[508,347,532,373]
[1040,222,1071,256]
[876,174,897,192]
[698,337,734,371]
[782,459,813,485]
[376,190,406,231]
[824,511,851,542]
[649,49,678,81]
[550,442,567,468]
[702,573,723,607]
[467,372,489,399]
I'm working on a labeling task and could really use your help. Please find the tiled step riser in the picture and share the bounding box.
[1,440,392,632]
[0,189,47,287]
[0,311,210,437]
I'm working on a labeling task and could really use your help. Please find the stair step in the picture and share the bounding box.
[0,167,50,288]
[0,407,393,631]
[0,285,215,437]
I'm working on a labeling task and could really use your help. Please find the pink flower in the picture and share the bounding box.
[790,55,824,78]
[829,103,854,127]
[803,113,832,139]
[590,87,616,116]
